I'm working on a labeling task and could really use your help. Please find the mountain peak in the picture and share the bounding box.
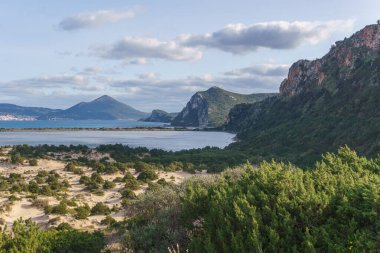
[344,22,380,50]
[93,95,117,102]
[38,95,148,120]
[205,86,223,92]
[172,87,275,128]
[209,86,222,90]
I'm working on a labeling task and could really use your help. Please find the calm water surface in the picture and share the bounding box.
[0,131,235,151]
[0,120,165,129]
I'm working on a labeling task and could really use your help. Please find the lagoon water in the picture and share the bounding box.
[0,120,165,129]
[0,130,235,151]
[0,120,235,151]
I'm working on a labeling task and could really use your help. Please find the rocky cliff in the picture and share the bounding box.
[280,23,380,97]
[171,86,275,128]
[171,92,209,127]
[141,109,178,123]
[225,22,380,165]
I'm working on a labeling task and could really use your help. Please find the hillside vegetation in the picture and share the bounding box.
[180,147,380,252]
[172,86,275,127]
[225,23,380,165]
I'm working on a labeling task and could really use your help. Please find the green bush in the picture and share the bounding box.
[65,162,83,175]
[137,170,158,182]
[91,202,111,215]
[100,215,116,227]
[56,222,72,231]
[125,186,186,253]
[91,189,105,196]
[134,161,152,172]
[91,172,104,184]
[29,159,38,166]
[51,229,105,253]
[44,204,53,214]
[79,175,91,185]
[10,183,24,193]
[28,180,39,193]
[75,204,91,219]
[124,178,140,190]
[39,185,53,196]
[64,162,76,171]
[51,201,69,215]
[37,170,48,177]
[121,189,136,200]
[11,153,24,164]
[102,180,116,189]
[0,219,105,253]
[8,195,20,201]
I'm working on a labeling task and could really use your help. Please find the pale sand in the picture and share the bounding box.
[0,152,199,231]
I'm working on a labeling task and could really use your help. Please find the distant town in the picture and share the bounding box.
[0,115,36,121]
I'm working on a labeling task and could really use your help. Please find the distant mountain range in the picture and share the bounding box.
[39,95,148,120]
[224,22,380,165]
[171,86,276,128]
[0,104,60,118]
[0,89,274,125]
[0,95,148,121]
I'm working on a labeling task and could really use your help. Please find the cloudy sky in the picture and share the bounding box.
[1,0,379,112]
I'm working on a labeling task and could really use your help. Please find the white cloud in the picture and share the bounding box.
[90,19,351,62]
[77,66,119,76]
[0,63,287,111]
[108,63,288,110]
[0,74,94,98]
[58,8,139,31]
[138,72,160,81]
[126,58,148,65]
[182,20,354,53]
[94,37,202,61]
[79,67,104,75]
[224,64,289,77]
[21,75,89,87]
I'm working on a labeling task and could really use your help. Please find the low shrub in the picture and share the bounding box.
[91,202,111,215]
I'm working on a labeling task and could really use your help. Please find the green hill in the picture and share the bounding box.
[172,86,275,127]
[224,23,380,165]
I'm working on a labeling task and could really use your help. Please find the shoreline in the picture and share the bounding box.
[0,126,225,132]
[0,127,196,132]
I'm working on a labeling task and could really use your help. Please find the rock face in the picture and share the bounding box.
[280,24,380,97]
[141,109,178,123]
[225,22,380,165]
[171,92,209,127]
[172,86,275,128]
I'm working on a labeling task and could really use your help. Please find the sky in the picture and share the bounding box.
[1,0,380,112]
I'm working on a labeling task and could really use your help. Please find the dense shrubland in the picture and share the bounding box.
[3,145,380,252]
[122,147,380,252]
[0,219,105,253]
[10,144,246,172]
